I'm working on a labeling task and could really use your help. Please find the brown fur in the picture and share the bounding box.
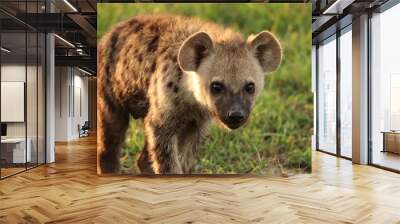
[97,14,282,174]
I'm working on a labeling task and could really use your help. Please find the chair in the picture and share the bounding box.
[79,121,90,138]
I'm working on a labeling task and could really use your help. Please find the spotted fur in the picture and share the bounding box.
[97,14,282,174]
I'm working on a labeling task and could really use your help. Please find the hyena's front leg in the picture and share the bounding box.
[178,133,201,174]
[178,122,209,173]
[142,118,183,174]
[97,100,129,174]
[137,142,154,174]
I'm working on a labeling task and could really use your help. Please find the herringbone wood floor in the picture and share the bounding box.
[1,135,400,223]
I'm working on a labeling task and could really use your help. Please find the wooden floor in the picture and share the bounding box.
[1,135,400,223]
[1,167,26,178]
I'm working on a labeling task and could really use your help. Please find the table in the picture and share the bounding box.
[381,131,400,154]
[1,138,31,164]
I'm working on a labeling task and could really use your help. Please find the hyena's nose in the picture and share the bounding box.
[227,111,245,124]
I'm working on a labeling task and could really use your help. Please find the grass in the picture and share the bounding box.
[98,3,312,175]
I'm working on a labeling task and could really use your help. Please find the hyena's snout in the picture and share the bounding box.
[222,102,250,130]
[226,110,246,129]
[216,96,252,130]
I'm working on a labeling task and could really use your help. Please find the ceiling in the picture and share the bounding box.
[0,0,97,74]
[3,0,393,73]
[311,0,390,44]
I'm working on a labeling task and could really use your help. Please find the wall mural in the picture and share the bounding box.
[97,3,312,175]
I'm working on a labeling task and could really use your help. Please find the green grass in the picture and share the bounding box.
[98,3,312,175]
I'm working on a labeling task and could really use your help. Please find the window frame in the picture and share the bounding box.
[315,22,353,160]
[0,0,48,180]
[367,1,400,173]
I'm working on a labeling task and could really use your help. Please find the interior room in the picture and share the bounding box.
[370,3,400,171]
[0,0,97,179]
[0,0,399,223]
[312,0,400,172]
[0,2,46,178]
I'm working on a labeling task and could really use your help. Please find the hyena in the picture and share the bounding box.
[97,14,282,174]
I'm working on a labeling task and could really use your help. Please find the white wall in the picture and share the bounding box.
[1,65,26,134]
[54,67,89,141]
[72,72,89,138]
[1,65,26,141]
[1,63,46,164]
[55,66,69,141]
[1,65,37,138]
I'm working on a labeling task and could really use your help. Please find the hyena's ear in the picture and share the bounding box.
[247,31,282,73]
[178,31,213,72]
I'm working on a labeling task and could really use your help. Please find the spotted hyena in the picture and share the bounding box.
[97,14,282,174]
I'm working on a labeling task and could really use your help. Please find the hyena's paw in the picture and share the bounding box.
[97,153,121,175]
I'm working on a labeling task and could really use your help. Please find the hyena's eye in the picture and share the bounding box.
[210,81,224,94]
[244,82,255,94]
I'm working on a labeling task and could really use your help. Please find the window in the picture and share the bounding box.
[339,27,352,158]
[0,1,46,179]
[370,3,400,171]
[317,35,337,154]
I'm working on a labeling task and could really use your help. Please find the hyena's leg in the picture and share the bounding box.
[142,118,183,174]
[137,141,154,174]
[178,122,208,173]
[97,101,129,174]
[178,133,201,174]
